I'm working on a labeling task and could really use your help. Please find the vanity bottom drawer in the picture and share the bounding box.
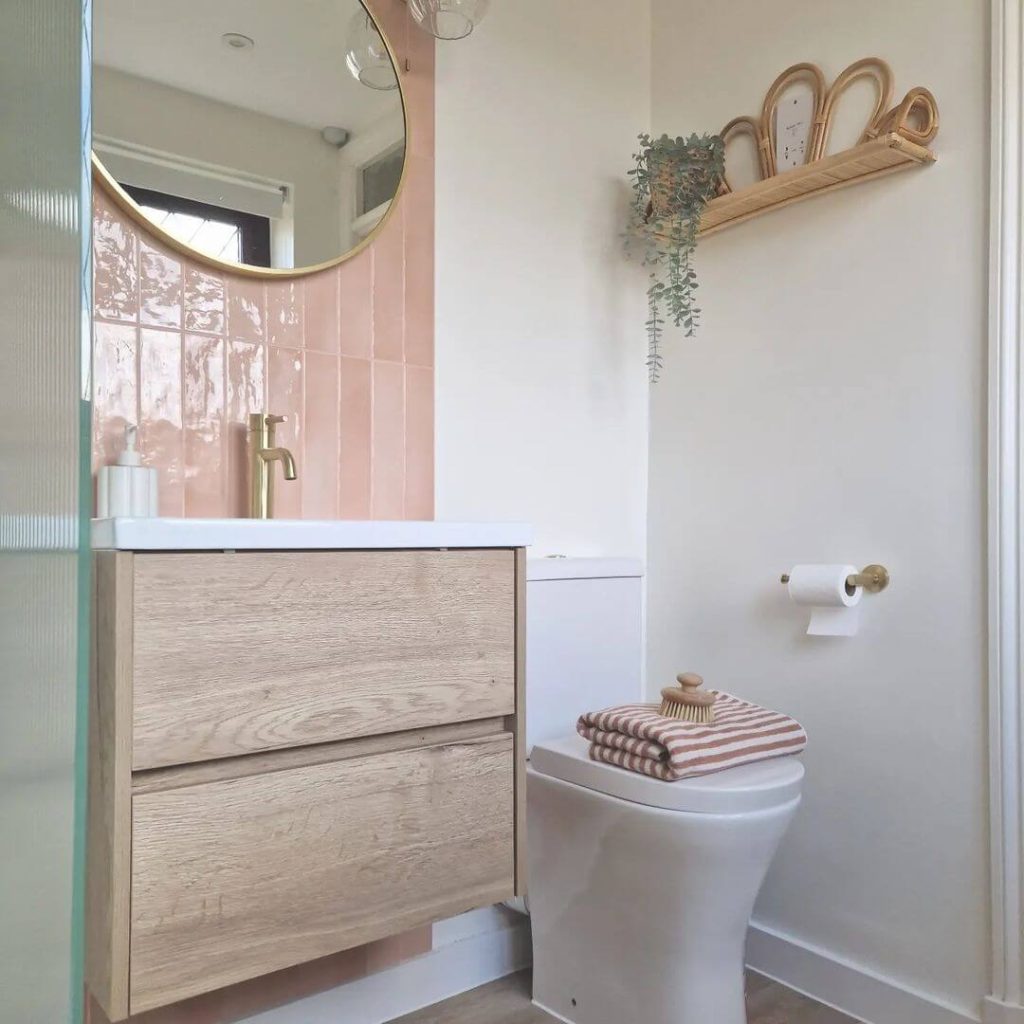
[128,734,515,1014]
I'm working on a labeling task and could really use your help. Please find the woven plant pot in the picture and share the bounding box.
[646,146,723,222]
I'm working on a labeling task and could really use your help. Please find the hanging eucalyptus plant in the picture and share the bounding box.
[626,133,725,381]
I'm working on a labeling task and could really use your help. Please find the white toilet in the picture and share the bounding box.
[525,558,804,1024]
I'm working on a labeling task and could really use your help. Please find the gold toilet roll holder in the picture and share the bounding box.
[780,564,890,595]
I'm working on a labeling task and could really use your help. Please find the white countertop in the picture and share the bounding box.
[91,518,533,551]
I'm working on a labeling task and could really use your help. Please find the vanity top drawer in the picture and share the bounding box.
[131,549,516,770]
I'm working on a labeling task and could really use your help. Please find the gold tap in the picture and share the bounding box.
[247,413,297,519]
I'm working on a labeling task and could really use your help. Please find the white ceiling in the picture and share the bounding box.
[93,0,401,134]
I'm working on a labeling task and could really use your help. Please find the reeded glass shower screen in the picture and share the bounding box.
[0,1,92,1020]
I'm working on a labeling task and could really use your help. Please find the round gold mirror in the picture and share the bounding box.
[92,0,408,279]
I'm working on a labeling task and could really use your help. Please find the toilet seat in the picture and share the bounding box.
[530,734,804,814]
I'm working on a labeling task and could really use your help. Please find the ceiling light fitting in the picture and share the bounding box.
[344,10,399,90]
[400,0,490,41]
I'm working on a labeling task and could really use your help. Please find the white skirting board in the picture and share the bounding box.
[233,911,992,1024]
[746,922,980,1024]
[236,910,532,1024]
[983,998,1024,1024]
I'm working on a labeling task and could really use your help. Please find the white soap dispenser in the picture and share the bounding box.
[97,424,159,518]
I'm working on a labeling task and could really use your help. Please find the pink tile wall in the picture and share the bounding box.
[92,0,434,521]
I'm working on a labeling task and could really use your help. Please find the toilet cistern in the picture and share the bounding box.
[247,413,297,519]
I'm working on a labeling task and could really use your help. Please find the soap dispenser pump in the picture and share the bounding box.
[97,424,159,518]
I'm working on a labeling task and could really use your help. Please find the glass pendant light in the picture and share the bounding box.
[345,10,398,90]
[407,0,490,40]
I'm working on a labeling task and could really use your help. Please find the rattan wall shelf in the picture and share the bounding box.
[655,133,935,241]
[701,133,934,237]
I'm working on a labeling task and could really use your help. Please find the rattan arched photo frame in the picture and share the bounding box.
[718,57,939,195]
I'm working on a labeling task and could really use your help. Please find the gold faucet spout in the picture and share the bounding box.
[260,447,297,480]
[247,413,298,518]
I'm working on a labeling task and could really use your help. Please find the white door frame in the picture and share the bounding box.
[988,1,1024,1020]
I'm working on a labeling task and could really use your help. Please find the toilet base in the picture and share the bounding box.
[530,999,577,1024]
[531,949,748,1024]
[527,770,800,1024]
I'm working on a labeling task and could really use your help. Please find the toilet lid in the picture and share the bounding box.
[530,735,804,814]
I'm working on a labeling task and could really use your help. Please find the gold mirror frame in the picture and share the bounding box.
[91,1,410,280]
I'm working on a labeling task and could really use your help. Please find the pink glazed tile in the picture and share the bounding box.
[339,357,372,519]
[402,154,434,368]
[183,335,226,517]
[367,0,408,49]
[139,328,184,516]
[339,248,373,358]
[371,359,405,519]
[302,352,340,518]
[267,280,304,348]
[227,278,266,343]
[403,26,435,160]
[139,242,183,329]
[93,197,139,322]
[371,212,405,362]
[304,270,340,354]
[184,268,226,335]
[92,322,139,479]
[227,341,268,422]
[267,346,304,518]
[226,340,267,517]
[404,365,434,519]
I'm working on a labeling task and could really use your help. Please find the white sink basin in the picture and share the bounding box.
[91,518,532,551]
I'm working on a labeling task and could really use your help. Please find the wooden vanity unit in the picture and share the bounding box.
[86,520,529,1021]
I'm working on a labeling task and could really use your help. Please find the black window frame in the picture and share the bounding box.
[119,183,272,267]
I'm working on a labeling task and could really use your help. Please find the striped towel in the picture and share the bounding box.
[576,692,807,782]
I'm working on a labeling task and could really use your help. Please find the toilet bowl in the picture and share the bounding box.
[527,737,802,1024]
[524,558,803,1024]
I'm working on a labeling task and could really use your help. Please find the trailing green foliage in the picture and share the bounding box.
[626,133,724,382]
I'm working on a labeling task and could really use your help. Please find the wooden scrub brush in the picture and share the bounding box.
[659,672,716,724]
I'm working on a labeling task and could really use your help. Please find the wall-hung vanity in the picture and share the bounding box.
[85,1,479,1014]
[86,519,530,1021]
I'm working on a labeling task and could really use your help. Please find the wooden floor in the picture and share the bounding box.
[391,970,861,1024]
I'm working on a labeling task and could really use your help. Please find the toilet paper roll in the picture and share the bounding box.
[786,564,862,637]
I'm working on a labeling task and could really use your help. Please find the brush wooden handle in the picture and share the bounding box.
[662,672,715,708]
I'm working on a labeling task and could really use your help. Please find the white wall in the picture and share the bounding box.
[646,0,988,1018]
[434,0,652,558]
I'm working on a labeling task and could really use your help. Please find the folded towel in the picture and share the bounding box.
[576,692,807,782]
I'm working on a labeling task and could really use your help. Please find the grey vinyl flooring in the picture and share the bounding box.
[389,969,861,1024]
